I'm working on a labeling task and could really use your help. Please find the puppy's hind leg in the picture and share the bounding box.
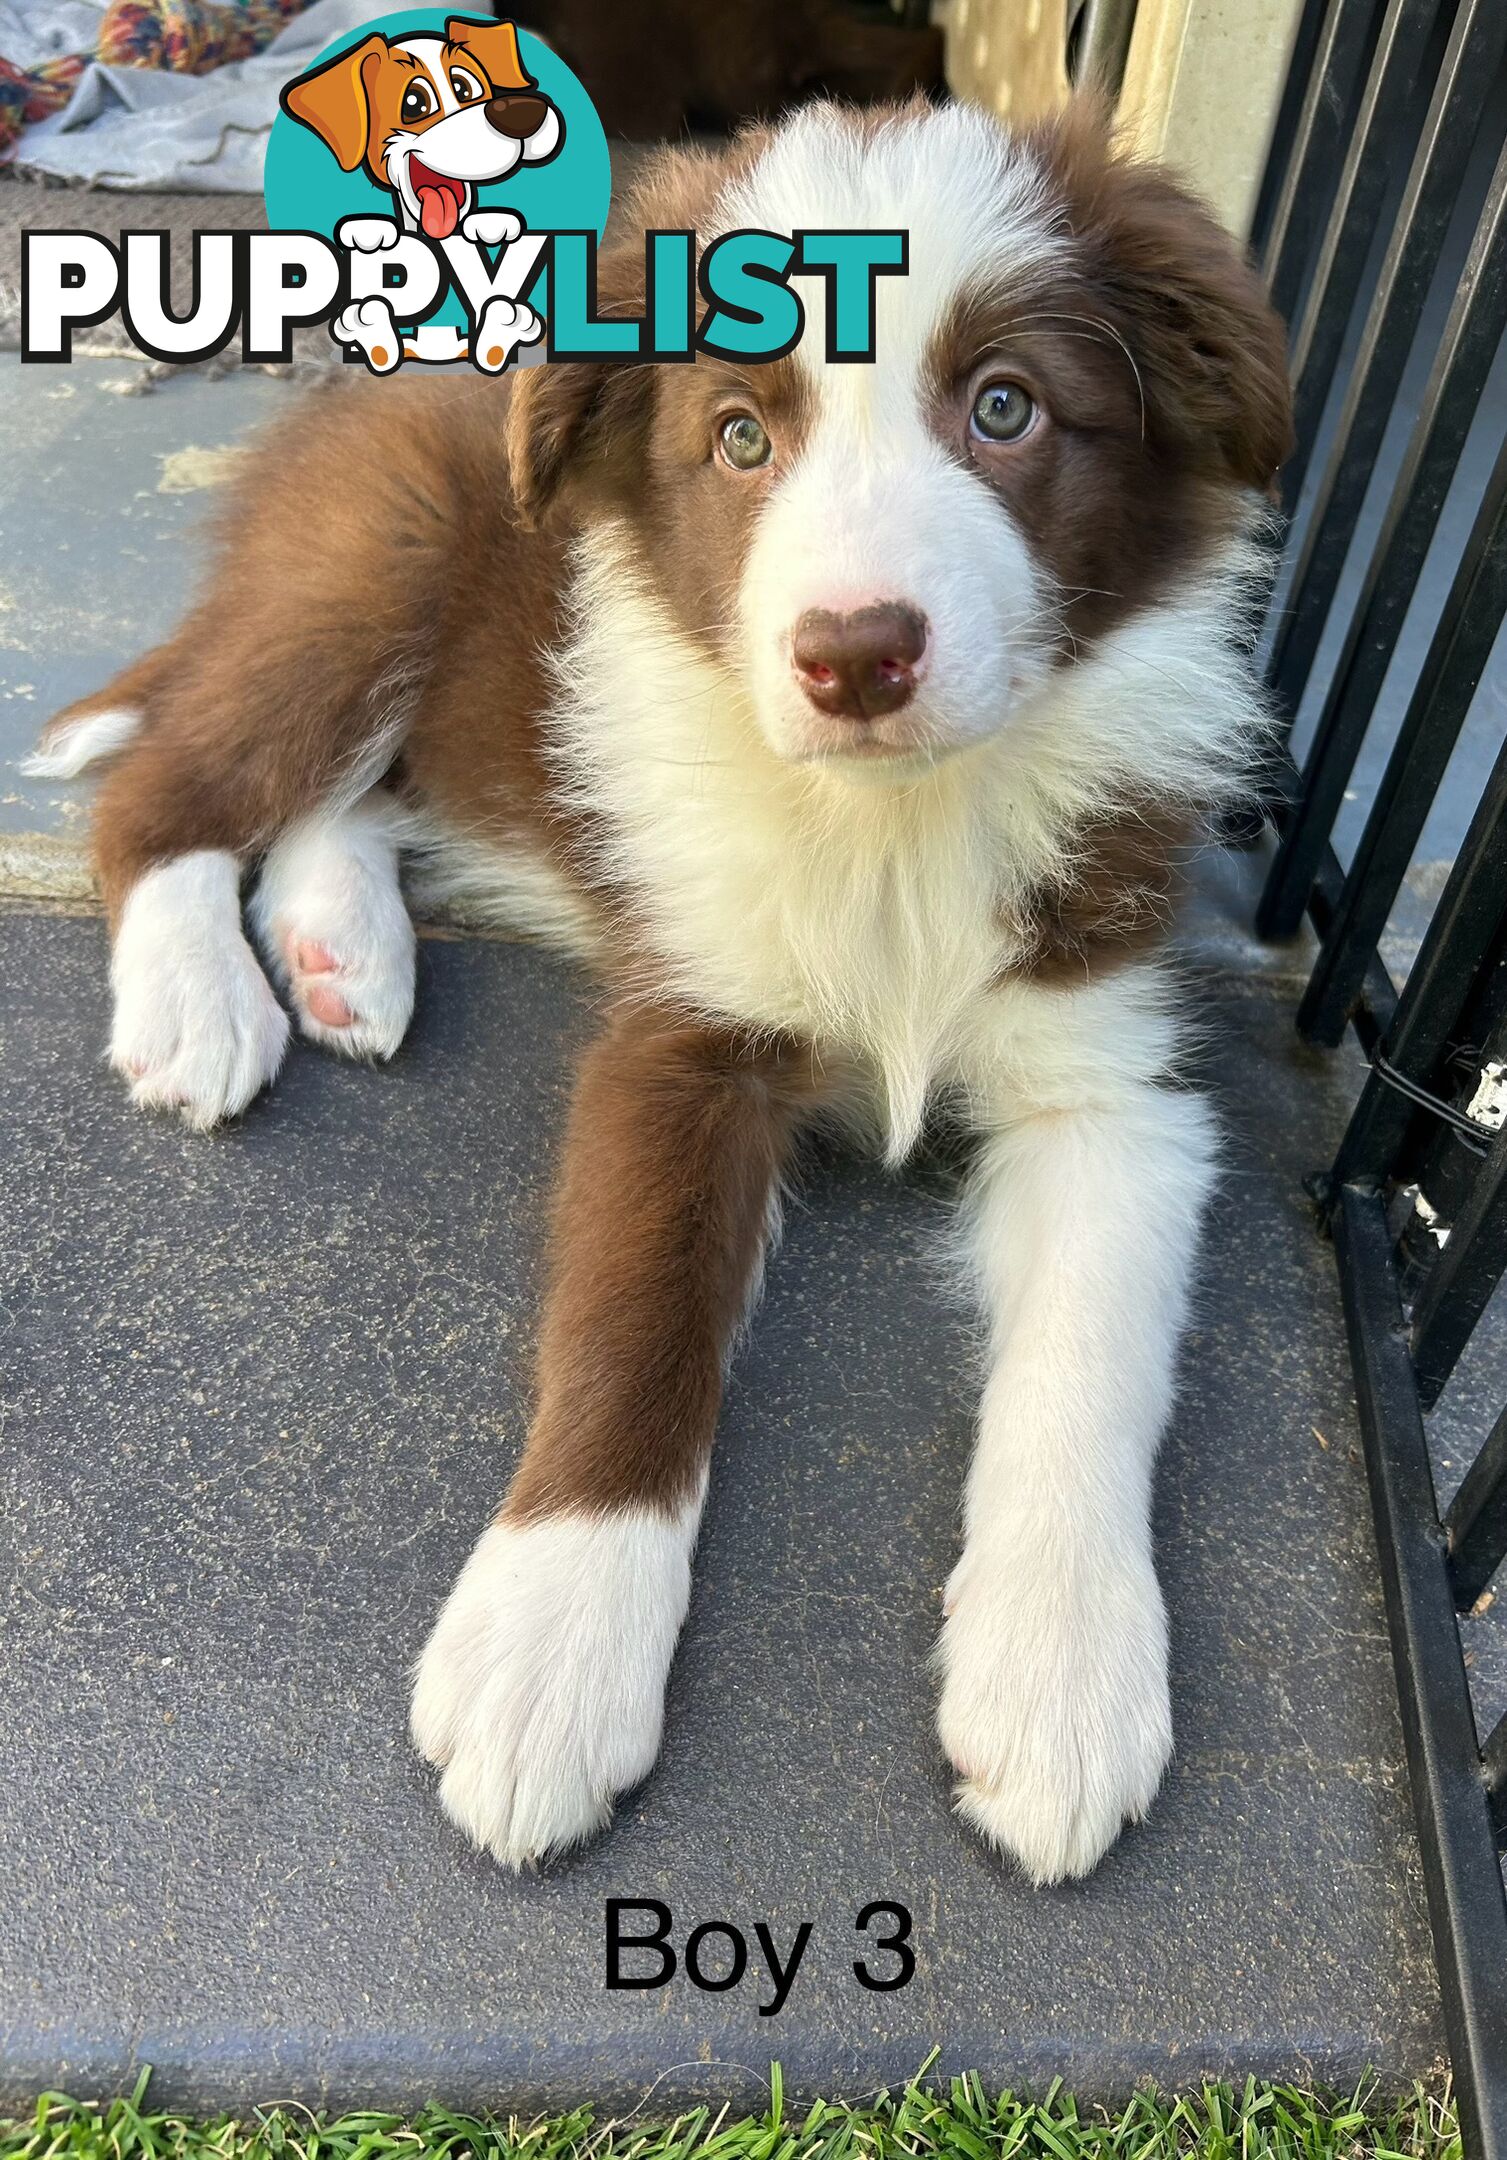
[250,792,416,1062]
[109,850,290,1131]
[84,374,459,1127]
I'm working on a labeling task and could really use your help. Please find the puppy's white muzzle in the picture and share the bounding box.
[741,430,1052,767]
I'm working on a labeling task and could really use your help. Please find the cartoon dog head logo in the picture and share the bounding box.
[281,16,563,241]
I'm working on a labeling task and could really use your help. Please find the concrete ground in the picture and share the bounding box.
[0,232,1499,2116]
[0,902,1449,2112]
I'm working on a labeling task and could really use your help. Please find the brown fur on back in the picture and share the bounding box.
[70,373,568,916]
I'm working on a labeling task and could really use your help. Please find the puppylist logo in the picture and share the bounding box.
[275,11,575,371]
[19,12,908,376]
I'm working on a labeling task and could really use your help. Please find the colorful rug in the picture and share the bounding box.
[0,0,307,157]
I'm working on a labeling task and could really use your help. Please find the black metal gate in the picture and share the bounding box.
[1252,2,1507,2152]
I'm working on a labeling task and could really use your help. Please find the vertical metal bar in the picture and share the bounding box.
[1293,435,1507,1046]
[1413,1139,1507,1406]
[1282,0,1448,518]
[1333,1186,1507,2160]
[1251,0,1339,260]
[1263,0,1386,325]
[1324,728,1507,1196]
[1266,0,1507,712]
[1300,815,1402,1049]
[1257,138,1507,942]
[1445,1400,1507,1608]
[1068,0,1139,94]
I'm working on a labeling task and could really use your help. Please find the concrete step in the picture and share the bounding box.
[0,903,1444,2113]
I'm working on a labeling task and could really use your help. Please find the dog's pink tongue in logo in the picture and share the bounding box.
[412,159,465,238]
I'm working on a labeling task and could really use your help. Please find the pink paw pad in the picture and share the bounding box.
[294,938,338,976]
[285,933,354,1029]
[305,982,354,1028]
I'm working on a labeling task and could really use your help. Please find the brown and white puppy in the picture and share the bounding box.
[29,99,1289,1884]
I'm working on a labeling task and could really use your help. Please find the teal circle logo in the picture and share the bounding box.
[265,12,610,338]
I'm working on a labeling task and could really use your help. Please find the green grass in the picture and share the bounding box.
[0,2067,1460,2160]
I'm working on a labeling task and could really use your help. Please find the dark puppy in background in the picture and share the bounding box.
[32,98,1289,1882]
[519,0,945,136]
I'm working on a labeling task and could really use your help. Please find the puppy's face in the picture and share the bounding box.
[514,103,1291,773]
[283,16,562,239]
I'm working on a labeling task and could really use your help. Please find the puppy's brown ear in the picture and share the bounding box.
[281,35,385,172]
[444,16,532,91]
[506,138,757,523]
[1036,100,1294,492]
[506,352,653,527]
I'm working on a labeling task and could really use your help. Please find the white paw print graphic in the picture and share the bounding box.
[473,296,543,374]
[331,296,401,374]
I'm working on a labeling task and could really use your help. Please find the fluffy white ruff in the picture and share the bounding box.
[110,851,289,1129]
[554,528,1268,1160]
[411,1503,700,1868]
[23,705,142,779]
[250,794,416,1060]
[935,1070,1217,1883]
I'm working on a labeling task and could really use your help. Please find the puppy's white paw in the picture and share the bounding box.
[411,1508,696,1868]
[251,801,415,1061]
[472,296,542,374]
[111,852,289,1130]
[461,208,523,249]
[336,215,401,253]
[936,1539,1172,1884]
[333,297,401,373]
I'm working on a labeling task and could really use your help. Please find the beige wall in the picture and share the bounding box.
[1117,0,1304,233]
[943,0,1071,126]
[941,0,1305,235]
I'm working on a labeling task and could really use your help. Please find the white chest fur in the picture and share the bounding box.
[545,529,1266,1151]
[554,544,1053,1149]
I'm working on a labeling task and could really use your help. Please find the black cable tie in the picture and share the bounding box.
[1370,1053,1494,1158]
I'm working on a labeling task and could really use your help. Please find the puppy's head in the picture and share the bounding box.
[282,16,562,239]
[510,100,1291,772]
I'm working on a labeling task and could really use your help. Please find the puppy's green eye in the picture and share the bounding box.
[719,414,772,470]
[400,81,435,123]
[970,380,1036,444]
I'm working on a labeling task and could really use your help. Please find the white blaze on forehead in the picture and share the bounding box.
[392,37,460,113]
[718,102,1070,414]
[723,104,1069,774]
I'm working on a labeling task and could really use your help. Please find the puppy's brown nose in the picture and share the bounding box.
[792,604,928,720]
[484,92,550,139]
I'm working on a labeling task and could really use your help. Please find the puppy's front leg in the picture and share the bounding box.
[937,1055,1217,1884]
[412,1007,820,1868]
